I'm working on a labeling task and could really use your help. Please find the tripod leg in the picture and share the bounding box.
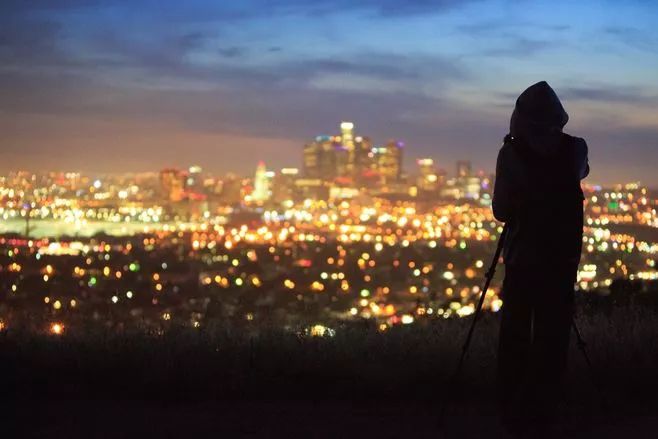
[572,318,608,410]
[438,225,508,425]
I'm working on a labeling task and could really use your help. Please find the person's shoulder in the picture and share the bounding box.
[496,137,526,177]
[498,136,517,157]
[563,133,588,152]
[562,133,589,178]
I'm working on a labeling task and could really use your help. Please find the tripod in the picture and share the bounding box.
[439,223,604,422]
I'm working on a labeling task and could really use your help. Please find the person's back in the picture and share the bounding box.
[492,81,589,435]
[493,81,589,269]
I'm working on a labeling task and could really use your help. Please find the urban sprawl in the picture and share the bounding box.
[1,122,657,336]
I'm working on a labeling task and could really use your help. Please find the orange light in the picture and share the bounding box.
[50,322,65,335]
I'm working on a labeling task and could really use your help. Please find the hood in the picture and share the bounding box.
[510,81,569,155]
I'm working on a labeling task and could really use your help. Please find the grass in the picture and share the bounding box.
[4,294,658,437]
[3,294,657,412]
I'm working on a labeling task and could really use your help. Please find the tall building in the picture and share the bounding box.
[456,160,472,178]
[374,140,404,183]
[220,174,243,205]
[303,135,337,180]
[159,168,186,202]
[354,135,375,177]
[302,122,394,183]
[417,159,439,192]
[252,161,271,202]
[452,160,480,200]
[340,121,356,176]
[340,121,355,149]
[303,140,321,178]
[272,168,299,203]
[186,165,203,194]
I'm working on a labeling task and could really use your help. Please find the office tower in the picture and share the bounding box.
[417,158,438,192]
[252,161,271,202]
[272,168,299,203]
[303,141,320,178]
[340,121,356,176]
[303,122,385,183]
[354,135,374,178]
[159,168,186,202]
[340,121,355,149]
[186,165,203,193]
[220,174,243,205]
[456,160,472,179]
[303,135,337,180]
[376,140,404,182]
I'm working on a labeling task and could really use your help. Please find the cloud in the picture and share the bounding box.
[603,26,658,52]
[0,0,478,21]
[478,35,551,58]
[1,0,657,185]
[560,85,658,105]
[218,46,248,58]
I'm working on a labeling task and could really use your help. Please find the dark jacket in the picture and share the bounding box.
[493,81,589,268]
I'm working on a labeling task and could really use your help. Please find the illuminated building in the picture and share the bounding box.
[251,162,272,203]
[457,160,472,178]
[417,158,439,192]
[186,165,203,194]
[303,122,378,182]
[159,168,186,202]
[220,174,243,205]
[303,141,320,178]
[340,121,357,176]
[295,178,329,200]
[373,140,404,183]
[329,185,360,200]
[461,176,482,200]
[340,121,355,150]
[272,168,299,203]
[354,135,374,179]
[303,136,336,180]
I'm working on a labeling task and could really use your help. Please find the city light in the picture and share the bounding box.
[50,322,65,335]
[0,123,655,336]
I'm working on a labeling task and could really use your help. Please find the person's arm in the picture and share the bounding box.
[492,145,518,222]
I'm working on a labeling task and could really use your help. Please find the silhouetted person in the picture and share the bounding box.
[493,81,589,435]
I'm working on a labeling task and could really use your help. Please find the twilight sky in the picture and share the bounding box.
[1,0,657,185]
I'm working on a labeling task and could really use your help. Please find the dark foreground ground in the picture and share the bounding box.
[7,399,658,439]
[4,297,658,438]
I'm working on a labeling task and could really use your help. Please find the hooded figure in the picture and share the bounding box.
[494,80,589,266]
[493,81,589,434]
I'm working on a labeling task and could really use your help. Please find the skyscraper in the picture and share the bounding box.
[417,158,439,192]
[303,135,336,180]
[375,140,404,183]
[252,161,271,202]
[456,160,472,178]
[186,165,203,193]
[340,121,355,149]
[303,122,391,183]
[272,168,299,203]
[159,168,186,202]
[354,135,374,178]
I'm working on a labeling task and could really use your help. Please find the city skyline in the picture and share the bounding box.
[1,1,658,186]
